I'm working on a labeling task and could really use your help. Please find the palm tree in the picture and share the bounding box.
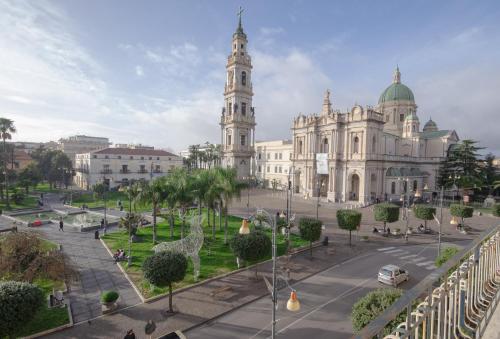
[0,118,16,208]
[216,167,245,244]
[126,181,142,213]
[205,169,223,240]
[162,176,178,239]
[170,168,193,238]
[137,178,166,244]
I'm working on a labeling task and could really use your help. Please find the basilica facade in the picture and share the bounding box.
[220,17,459,204]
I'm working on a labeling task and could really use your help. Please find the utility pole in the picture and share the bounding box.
[316,175,320,220]
[438,186,444,256]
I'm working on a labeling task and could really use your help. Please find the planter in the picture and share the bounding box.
[101,291,119,313]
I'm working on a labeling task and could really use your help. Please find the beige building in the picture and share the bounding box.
[74,147,183,190]
[255,140,293,189]
[58,135,110,166]
[290,68,458,204]
[219,14,256,179]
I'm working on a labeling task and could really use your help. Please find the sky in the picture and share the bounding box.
[1,0,500,154]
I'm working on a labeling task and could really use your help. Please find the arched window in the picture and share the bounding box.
[228,101,232,114]
[353,136,359,153]
[241,71,247,86]
[298,140,303,154]
[413,180,418,192]
[372,136,376,153]
[322,138,329,153]
[412,125,416,132]
[241,102,246,116]
[391,182,396,194]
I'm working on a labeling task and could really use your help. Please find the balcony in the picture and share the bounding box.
[100,169,112,174]
[119,169,130,174]
[138,169,148,174]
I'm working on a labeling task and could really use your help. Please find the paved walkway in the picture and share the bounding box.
[43,234,372,339]
[483,300,500,339]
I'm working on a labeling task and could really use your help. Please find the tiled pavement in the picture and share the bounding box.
[35,224,142,323]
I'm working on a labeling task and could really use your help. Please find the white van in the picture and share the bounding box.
[378,264,409,287]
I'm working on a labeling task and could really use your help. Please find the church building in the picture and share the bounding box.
[220,14,459,204]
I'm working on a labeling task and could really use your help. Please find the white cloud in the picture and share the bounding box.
[135,65,144,77]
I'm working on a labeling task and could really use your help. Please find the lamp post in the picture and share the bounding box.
[398,177,411,234]
[250,209,301,338]
[316,177,325,220]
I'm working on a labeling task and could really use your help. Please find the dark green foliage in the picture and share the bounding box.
[374,203,399,230]
[10,188,25,205]
[351,288,404,335]
[143,251,188,313]
[336,210,362,246]
[229,230,271,262]
[143,251,188,288]
[0,281,45,336]
[450,204,474,219]
[298,218,323,256]
[413,205,436,229]
[435,247,459,268]
[101,290,119,303]
[493,204,500,217]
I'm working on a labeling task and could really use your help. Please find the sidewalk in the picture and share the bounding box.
[44,235,374,339]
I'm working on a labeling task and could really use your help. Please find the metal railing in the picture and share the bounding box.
[355,225,500,339]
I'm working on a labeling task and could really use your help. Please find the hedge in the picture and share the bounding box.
[101,290,119,303]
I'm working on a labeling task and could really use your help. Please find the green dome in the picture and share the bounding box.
[423,118,438,132]
[378,67,415,104]
[378,83,415,104]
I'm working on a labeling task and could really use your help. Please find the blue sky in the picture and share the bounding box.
[2,0,500,154]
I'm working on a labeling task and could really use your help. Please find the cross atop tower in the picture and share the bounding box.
[235,6,245,35]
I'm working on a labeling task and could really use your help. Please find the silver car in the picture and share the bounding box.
[378,264,409,287]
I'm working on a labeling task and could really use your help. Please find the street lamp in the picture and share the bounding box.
[239,218,250,235]
[398,177,411,235]
[252,208,301,338]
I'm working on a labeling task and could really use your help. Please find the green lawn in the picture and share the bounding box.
[102,212,308,298]
[14,278,69,338]
[71,190,152,212]
[0,194,38,211]
[32,182,66,194]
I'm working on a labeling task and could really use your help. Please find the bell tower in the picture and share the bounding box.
[220,7,256,179]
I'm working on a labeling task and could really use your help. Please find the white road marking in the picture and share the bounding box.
[377,247,395,251]
[410,257,427,263]
[385,249,405,254]
[416,260,435,267]
[401,254,418,259]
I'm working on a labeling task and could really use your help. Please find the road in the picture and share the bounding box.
[186,240,467,339]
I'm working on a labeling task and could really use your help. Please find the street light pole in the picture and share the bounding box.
[438,185,444,256]
[271,212,277,338]
[316,175,320,220]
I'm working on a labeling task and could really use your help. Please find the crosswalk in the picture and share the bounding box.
[376,246,436,270]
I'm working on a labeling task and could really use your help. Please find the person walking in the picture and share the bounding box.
[100,218,105,229]
[59,218,64,232]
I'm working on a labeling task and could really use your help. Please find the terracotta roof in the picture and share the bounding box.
[93,148,177,157]
[14,149,33,161]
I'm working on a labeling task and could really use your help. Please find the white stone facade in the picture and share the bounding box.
[219,16,256,179]
[74,147,183,190]
[255,140,293,189]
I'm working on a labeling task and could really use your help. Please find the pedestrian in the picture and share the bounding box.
[100,218,105,229]
[387,227,391,235]
[94,229,99,239]
[103,221,107,234]
[59,218,64,232]
[124,329,136,339]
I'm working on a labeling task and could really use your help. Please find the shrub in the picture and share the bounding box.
[230,230,271,276]
[413,205,436,230]
[336,209,362,246]
[435,247,460,268]
[298,218,322,257]
[450,204,474,225]
[101,290,119,303]
[351,288,404,335]
[0,281,45,337]
[11,189,25,205]
[492,204,500,217]
[374,203,400,231]
[143,251,188,313]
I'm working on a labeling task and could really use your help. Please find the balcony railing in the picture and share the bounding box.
[119,169,130,174]
[138,169,148,174]
[100,169,112,174]
[355,225,500,339]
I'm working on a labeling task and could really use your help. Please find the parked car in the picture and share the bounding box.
[378,264,409,287]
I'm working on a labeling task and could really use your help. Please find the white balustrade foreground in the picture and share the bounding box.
[356,226,500,339]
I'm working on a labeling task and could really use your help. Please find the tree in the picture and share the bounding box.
[137,178,166,244]
[351,288,404,335]
[336,209,362,246]
[51,151,73,189]
[450,204,474,226]
[482,153,498,195]
[191,169,211,221]
[10,188,25,205]
[0,117,16,208]
[162,176,178,239]
[204,169,223,240]
[413,205,436,230]
[374,203,400,232]
[230,230,271,276]
[493,204,500,217]
[169,168,193,238]
[17,162,41,193]
[216,167,245,244]
[298,217,322,257]
[437,140,483,190]
[0,281,44,337]
[143,251,188,313]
